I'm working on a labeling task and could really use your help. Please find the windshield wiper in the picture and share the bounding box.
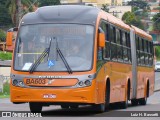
[29,39,52,73]
[55,37,72,74]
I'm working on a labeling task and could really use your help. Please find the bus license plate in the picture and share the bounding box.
[43,94,56,99]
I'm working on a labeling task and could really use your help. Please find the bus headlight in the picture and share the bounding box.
[84,80,91,86]
[12,79,25,87]
[77,80,92,87]
[78,81,84,86]
[13,79,18,86]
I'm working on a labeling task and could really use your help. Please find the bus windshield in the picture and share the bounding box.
[14,24,94,72]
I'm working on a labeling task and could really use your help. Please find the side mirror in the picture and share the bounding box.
[6,32,13,46]
[6,27,18,46]
[98,33,105,48]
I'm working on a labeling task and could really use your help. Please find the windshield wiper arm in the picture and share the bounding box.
[55,38,72,74]
[29,39,52,73]
[29,48,49,73]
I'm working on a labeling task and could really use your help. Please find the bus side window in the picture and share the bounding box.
[100,21,110,60]
[97,27,104,60]
[110,26,117,61]
[139,38,142,65]
[117,29,123,62]
[141,39,145,65]
[144,40,149,65]
[136,36,139,65]
[137,37,141,65]
[149,42,153,66]
[123,32,128,63]
[104,24,110,60]
[127,33,131,63]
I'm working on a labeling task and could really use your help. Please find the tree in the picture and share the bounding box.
[0,29,6,41]
[101,4,109,12]
[38,0,60,7]
[122,11,144,30]
[0,0,12,28]
[128,0,150,11]
[6,0,33,26]
[152,13,160,31]
[122,11,136,24]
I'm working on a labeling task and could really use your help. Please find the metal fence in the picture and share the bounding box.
[0,75,10,93]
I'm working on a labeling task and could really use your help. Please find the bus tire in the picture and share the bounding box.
[131,99,139,106]
[61,105,69,109]
[29,102,42,113]
[121,81,130,109]
[139,97,147,105]
[70,105,78,109]
[94,103,105,113]
[93,80,110,113]
[105,80,110,111]
[139,81,149,105]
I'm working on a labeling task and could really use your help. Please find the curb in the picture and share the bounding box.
[154,89,160,92]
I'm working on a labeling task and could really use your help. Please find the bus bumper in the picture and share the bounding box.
[10,85,96,104]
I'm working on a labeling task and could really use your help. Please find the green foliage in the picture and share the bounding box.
[5,0,34,26]
[0,0,12,27]
[122,11,144,30]
[155,46,160,59]
[122,11,136,23]
[152,13,160,31]
[101,4,109,12]
[128,0,150,10]
[153,7,160,10]
[0,82,10,95]
[0,29,6,41]
[0,52,12,60]
[38,0,60,7]
[5,0,60,26]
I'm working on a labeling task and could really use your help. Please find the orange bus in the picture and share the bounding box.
[10,5,155,112]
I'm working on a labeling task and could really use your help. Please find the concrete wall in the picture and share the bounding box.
[0,67,11,76]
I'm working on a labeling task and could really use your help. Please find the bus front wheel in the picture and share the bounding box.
[93,83,110,113]
[29,102,43,113]
[61,105,69,109]
[93,103,105,113]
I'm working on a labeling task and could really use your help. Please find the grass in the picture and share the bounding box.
[0,82,10,99]
[156,57,160,62]
[0,94,10,98]
[0,51,12,60]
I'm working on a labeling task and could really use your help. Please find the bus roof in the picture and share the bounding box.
[21,5,100,25]
[131,25,152,40]
[104,11,130,31]
[21,5,152,41]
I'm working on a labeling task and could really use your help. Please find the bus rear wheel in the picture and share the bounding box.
[139,82,149,105]
[29,102,43,113]
[131,99,139,106]
[121,96,128,109]
[139,97,147,105]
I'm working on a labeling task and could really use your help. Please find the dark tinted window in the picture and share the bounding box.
[116,29,121,44]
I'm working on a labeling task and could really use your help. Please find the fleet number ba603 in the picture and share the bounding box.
[24,78,47,86]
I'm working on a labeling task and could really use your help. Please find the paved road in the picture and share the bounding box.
[0,72,160,119]
[155,72,160,91]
